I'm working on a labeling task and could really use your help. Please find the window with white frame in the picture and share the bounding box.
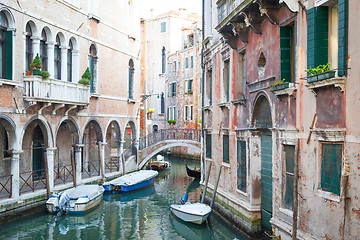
[283,145,295,210]
[25,22,34,71]
[54,35,62,80]
[0,10,13,80]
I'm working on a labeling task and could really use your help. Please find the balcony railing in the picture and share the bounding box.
[218,0,246,24]
[23,76,90,105]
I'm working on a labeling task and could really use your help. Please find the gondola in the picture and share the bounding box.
[186,164,201,178]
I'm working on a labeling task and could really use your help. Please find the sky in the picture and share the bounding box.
[138,0,202,19]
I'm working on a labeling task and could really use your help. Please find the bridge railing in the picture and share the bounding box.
[139,129,201,150]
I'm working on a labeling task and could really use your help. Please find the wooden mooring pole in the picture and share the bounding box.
[210,165,222,208]
[292,140,300,240]
[339,175,348,240]
[201,161,212,204]
[70,149,77,186]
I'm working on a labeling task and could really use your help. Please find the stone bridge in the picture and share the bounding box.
[137,129,201,169]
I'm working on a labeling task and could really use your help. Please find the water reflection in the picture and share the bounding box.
[0,156,250,240]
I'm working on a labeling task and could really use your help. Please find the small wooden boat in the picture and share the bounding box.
[170,202,212,225]
[151,155,170,171]
[103,170,158,193]
[46,185,104,215]
[186,164,201,178]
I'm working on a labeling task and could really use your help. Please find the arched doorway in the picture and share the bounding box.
[0,115,15,198]
[105,121,121,173]
[123,121,137,161]
[82,119,103,179]
[252,95,273,233]
[21,119,51,195]
[54,119,79,186]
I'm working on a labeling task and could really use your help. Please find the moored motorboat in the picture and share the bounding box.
[103,170,158,193]
[46,185,104,215]
[186,164,201,178]
[151,155,170,171]
[170,202,212,225]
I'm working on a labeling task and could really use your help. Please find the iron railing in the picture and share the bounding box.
[123,142,137,162]
[19,169,47,194]
[0,174,12,199]
[54,164,74,185]
[139,129,201,150]
[81,160,100,179]
[105,156,120,173]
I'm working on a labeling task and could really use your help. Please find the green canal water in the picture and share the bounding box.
[0,156,252,240]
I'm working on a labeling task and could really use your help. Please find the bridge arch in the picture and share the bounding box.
[138,140,201,169]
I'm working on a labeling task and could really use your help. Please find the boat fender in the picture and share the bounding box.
[180,193,188,204]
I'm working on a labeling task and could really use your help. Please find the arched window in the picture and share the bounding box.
[89,44,97,93]
[128,59,134,99]
[67,40,73,82]
[0,11,12,80]
[54,35,61,80]
[161,47,166,74]
[40,29,48,71]
[25,23,33,71]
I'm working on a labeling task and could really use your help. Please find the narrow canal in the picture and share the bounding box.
[0,156,252,240]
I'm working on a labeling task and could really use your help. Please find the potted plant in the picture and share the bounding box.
[269,79,290,92]
[305,63,335,83]
[25,70,31,76]
[39,71,50,80]
[188,90,193,94]
[29,53,43,75]
[78,68,92,85]
[167,119,176,124]
[147,108,155,113]
[198,119,201,123]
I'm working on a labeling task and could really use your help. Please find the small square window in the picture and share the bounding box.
[161,22,166,32]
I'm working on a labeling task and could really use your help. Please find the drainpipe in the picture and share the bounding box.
[200,0,205,184]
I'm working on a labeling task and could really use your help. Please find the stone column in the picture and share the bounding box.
[31,36,41,58]
[47,41,55,78]
[46,147,57,194]
[72,50,80,83]
[11,150,22,199]
[98,142,106,180]
[60,47,68,81]
[119,140,125,174]
[74,144,84,186]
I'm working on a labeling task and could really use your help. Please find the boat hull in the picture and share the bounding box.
[46,188,104,215]
[186,165,201,178]
[104,175,156,193]
[170,204,211,225]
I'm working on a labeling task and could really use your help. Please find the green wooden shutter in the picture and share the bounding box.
[206,134,212,158]
[237,141,246,192]
[223,135,229,163]
[338,0,348,76]
[280,26,291,83]
[307,7,329,72]
[321,143,342,195]
[5,31,12,80]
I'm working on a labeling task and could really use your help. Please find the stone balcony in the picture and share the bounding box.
[23,76,90,113]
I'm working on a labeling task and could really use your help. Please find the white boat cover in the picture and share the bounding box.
[171,203,212,216]
[62,185,104,201]
[104,170,158,187]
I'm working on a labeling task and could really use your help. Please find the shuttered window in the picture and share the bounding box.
[237,141,246,192]
[280,25,294,83]
[321,143,342,195]
[338,0,348,76]
[206,134,212,158]
[4,31,12,80]
[223,135,229,163]
[307,7,329,72]
[283,145,295,210]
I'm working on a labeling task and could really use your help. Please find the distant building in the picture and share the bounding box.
[166,22,202,156]
[0,0,140,216]
[140,9,201,136]
[203,0,359,238]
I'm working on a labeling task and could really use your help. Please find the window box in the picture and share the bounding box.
[167,119,176,124]
[307,70,336,83]
[270,82,291,92]
[187,90,193,94]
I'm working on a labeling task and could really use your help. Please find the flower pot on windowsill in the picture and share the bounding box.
[307,70,336,83]
[188,90,193,94]
[167,120,176,124]
[25,70,31,76]
[32,69,41,76]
